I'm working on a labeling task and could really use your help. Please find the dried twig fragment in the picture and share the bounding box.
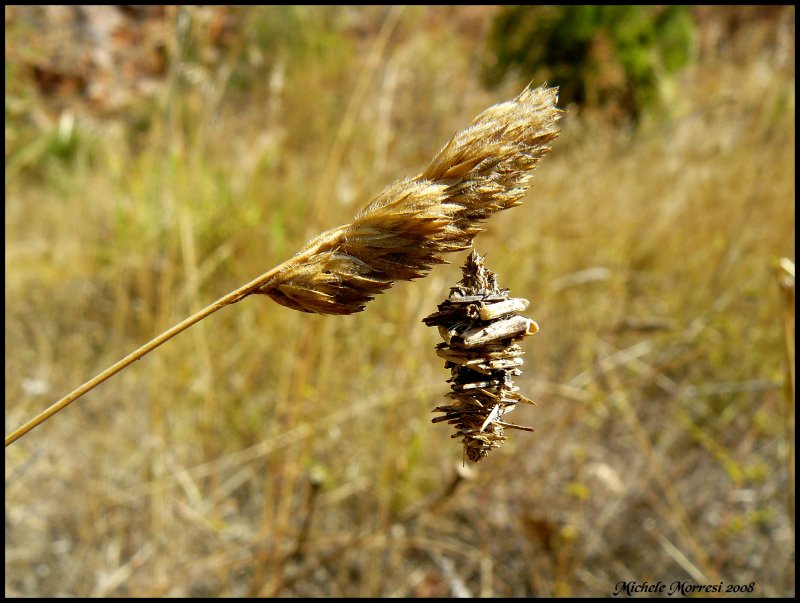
[424,250,537,462]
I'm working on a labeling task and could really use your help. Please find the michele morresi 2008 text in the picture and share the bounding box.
[613,580,755,596]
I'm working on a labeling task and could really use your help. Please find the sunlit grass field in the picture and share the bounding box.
[5,6,795,597]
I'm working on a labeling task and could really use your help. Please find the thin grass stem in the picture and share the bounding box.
[4,255,303,447]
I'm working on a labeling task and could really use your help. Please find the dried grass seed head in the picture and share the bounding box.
[257,85,562,315]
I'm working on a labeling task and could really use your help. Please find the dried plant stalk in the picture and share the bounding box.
[5,85,560,447]
[424,251,538,462]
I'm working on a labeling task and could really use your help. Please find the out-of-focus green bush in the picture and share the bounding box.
[482,5,695,121]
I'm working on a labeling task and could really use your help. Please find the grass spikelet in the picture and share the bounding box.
[255,85,561,314]
[5,85,560,446]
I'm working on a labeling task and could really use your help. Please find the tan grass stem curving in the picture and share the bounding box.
[5,84,561,447]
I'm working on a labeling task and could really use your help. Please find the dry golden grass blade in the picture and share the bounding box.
[5,85,560,447]
[255,85,562,314]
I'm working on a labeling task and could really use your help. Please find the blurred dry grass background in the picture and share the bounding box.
[5,6,795,597]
